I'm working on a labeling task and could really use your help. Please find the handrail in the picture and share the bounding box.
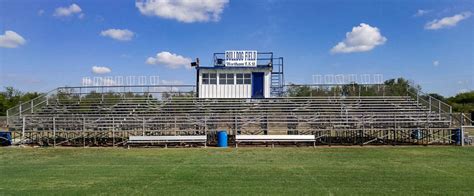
[406,88,452,114]
[6,85,198,122]
[6,87,59,120]
[60,84,196,89]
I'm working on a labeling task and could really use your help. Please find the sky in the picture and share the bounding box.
[0,0,473,96]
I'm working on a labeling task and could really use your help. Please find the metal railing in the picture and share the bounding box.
[407,88,452,114]
[283,83,453,114]
[6,85,197,124]
[6,83,458,127]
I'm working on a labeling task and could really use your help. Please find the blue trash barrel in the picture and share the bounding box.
[0,132,12,146]
[411,129,422,140]
[217,131,228,148]
[452,129,461,145]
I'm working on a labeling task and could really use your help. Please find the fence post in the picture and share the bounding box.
[19,103,22,117]
[142,117,145,136]
[53,117,56,147]
[449,107,453,127]
[429,97,432,112]
[358,85,361,98]
[112,117,115,147]
[82,116,86,147]
[204,116,207,134]
[31,101,34,114]
[438,101,441,115]
[21,116,25,144]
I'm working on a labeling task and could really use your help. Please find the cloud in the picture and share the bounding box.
[146,51,192,69]
[425,12,472,30]
[433,60,439,67]
[100,29,134,41]
[330,23,387,54]
[53,3,82,18]
[38,9,45,16]
[0,30,26,48]
[414,9,432,17]
[135,0,229,23]
[91,66,112,74]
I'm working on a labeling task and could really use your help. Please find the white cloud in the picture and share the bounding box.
[414,9,432,17]
[100,29,134,41]
[433,60,439,67]
[146,51,192,69]
[91,66,112,74]
[330,23,387,54]
[135,0,229,23]
[425,12,472,30]
[53,4,82,17]
[0,30,26,48]
[38,9,45,16]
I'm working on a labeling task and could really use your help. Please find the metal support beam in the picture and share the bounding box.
[21,116,25,144]
[53,117,56,147]
[112,117,115,147]
[82,117,85,147]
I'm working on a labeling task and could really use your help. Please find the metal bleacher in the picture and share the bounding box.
[5,84,464,146]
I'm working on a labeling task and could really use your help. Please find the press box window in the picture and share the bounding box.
[219,73,234,85]
[237,73,251,84]
[202,73,217,84]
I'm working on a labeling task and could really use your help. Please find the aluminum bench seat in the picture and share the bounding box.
[127,135,207,147]
[235,135,316,147]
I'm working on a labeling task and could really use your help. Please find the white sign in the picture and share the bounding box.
[225,50,257,67]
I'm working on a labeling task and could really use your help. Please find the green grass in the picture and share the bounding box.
[1,147,473,195]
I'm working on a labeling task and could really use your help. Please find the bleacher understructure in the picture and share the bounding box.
[6,85,470,147]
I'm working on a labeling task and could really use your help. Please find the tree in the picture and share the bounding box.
[383,78,420,96]
[447,91,474,113]
[0,87,40,116]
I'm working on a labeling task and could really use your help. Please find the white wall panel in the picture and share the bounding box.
[199,69,271,98]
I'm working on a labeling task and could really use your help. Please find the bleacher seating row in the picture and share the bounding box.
[8,96,451,134]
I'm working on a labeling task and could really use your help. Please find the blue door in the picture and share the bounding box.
[252,72,264,98]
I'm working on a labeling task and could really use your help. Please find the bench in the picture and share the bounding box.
[235,135,316,148]
[127,135,207,148]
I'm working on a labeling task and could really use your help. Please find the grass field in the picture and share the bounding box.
[0,147,473,195]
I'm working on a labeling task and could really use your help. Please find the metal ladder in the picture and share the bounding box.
[270,57,284,97]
